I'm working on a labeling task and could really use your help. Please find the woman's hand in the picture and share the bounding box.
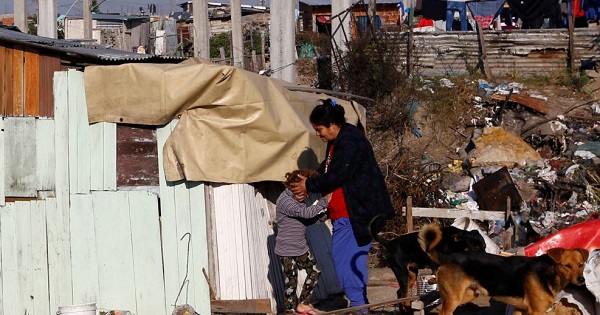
[290,175,308,196]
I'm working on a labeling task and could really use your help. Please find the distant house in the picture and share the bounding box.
[62,13,151,52]
[299,0,402,34]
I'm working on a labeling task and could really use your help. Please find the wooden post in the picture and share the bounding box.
[260,31,266,70]
[251,50,258,72]
[476,21,492,80]
[83,0,92,39]
[568,13,576,75]
[231,0,244,68]
[219,47,226,64]
[406,196,413,233]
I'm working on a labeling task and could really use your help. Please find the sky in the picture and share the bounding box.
[0,0,270,16]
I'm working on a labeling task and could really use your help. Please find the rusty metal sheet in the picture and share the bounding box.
[117,125,159,186]
[472,166,523,212]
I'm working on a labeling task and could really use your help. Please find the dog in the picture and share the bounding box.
[419,225,589,315]
[370,220,486,309]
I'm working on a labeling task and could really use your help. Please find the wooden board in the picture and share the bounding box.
[24,47,40,117]
[128,190,166,314]
[31,200,51,315]
[1,203,21,314]
[490,93,549,115]
[36,118,56,191]
[403,207,505,221]
[211,299,272,314]
[68,69,90,194]
[93,191,136,311]
[90,122,117,191]
[11,46,23,116]
[49,72,74,312]
[70,194,100,304]
[0,119,4,206]
[4,117,37,197]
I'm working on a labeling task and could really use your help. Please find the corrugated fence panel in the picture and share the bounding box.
[157,120,210,315]
[391,28,600,77]
[4,117,37,197]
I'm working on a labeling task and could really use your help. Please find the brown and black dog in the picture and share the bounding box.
[370,219,486,309]
[419,224,589,315]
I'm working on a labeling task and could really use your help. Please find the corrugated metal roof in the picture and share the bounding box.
[63,13,151,21]
[300,0,400,5]
[0,27,183,63]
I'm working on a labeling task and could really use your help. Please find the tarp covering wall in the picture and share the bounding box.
[84,58,365,183]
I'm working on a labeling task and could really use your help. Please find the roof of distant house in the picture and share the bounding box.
[0,26,183,64]
[62,13,151,21]
[300,0,400,5]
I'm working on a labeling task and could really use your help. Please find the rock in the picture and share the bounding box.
[469,127,542,168]
[441,172,472,192]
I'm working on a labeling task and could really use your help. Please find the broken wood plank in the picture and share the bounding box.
[402,207,505,221]
[319,296,420,315]
[211,299,271,314]
[490,93,549,115]
[476,21,493,80]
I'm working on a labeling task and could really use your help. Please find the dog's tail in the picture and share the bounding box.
[418,223,444,264]
[369,215,390,247]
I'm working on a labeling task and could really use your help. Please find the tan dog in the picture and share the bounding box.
[419,226,589,315]
[433,248,588,315]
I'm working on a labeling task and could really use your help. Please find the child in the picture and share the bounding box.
[275,170,329,315]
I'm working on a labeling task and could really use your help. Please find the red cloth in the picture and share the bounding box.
[324,145,349,220]
[474,15,495,29]
[524,218,600,256]
[416,17,434,27]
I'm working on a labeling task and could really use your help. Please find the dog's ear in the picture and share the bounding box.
[547,248,565,263]
[575,248,590,262]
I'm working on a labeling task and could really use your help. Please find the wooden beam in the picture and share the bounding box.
[568,14,575,75]
[402,207,505,221]
[211,299,271,314]
[406,196,413,232]
[476,21,492,80]
[319,296,420,315]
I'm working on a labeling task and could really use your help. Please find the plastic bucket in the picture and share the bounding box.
[57,303,96,315]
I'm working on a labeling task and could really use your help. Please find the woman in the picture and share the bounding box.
[291,99,393,310]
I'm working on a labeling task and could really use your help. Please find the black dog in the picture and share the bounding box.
[371,220,486,309]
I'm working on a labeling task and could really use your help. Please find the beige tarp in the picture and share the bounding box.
[84,58,365,183]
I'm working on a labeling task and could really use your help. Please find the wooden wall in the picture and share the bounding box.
[0,43,60,118]
[388,28,600,77]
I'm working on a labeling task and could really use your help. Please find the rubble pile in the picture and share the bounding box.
[415,78,600,249]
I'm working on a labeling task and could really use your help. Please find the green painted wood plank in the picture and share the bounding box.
[68,69,91,194]
[70,194,100,304]
[174,181,194,305]
[31,200,51,315]
[128,190,166,314]
[36,118,56,191]
[157,120,181,314]
[50,72,74,312]
[1,203,21,314]
[188,182,211,315]
[103,123,117,191]
[0,118,4,206]
[15,202,34,314]
[4,117,37,197]
[92,191,136,311]
[89,123,105,191]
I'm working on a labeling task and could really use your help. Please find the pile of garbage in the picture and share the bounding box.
[427,77,600,249]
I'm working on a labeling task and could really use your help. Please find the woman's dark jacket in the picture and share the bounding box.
[305,123,394,246]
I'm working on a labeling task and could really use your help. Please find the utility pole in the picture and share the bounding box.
[231,0,243,68]
[38,0,57,38]
[14,0,26,32]
[193,0,210,58]
[83,0,93,39]
[270,0,295,83]
[368,0,377,33]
